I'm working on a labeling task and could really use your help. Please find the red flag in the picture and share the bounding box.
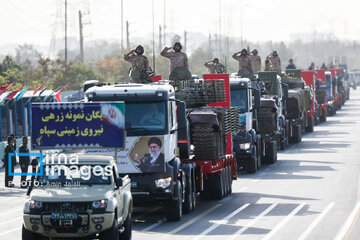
[33,77,49,95]
[55,82,70,102]
[7,86,22,99]
[0,83,16,95]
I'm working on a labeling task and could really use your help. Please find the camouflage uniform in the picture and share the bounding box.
[266,55,281,74]
[250,55,261,74]
[124,54,150,82]
[204,61,226,74]
[161,48,191,80]
[232,54,252,71]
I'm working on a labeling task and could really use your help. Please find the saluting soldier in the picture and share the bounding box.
[204,58,227,74]
[250,49,261,74]
[161,42,192,81]
[232,49,253,77]
[124,45,151,83]
[266,51,281,74]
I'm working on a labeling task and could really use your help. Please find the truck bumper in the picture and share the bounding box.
[23,212,114,238]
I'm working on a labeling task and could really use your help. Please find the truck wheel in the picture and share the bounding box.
[320,109,326,122]
[290,125,302,143]
[306,117,314,133]
[183,174,193,214]
[223,168,229,196]
[166,181,182,221]
[120,213,132,240]
[22,225,37,240]
[245,148,257,174]
[265,141,277,164]
[228,166,233,194]
[100,218,119,240]
[212,173,224,200]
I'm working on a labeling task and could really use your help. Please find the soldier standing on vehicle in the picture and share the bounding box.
[266,51,281,74]
[204,58,227,74]
[232,49,253,77]
[286,58,296,69]
[19,136,30,188]
[320,63,327,70]
[308,62,315,70]
[124,45,151,83]
[250,49,261,74]
[3,136,16,187]
[161,42,192,81]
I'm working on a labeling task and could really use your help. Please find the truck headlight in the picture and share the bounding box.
[240,142,251,150]
[92,199,108,209]
[155,177,172,188]
[30,200,43,209]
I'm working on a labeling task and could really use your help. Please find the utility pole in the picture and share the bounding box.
[184,30,187,52]
[152,0,156,72]
[65,0,68,62]
[218,0,221,58]
[159,25,162,51]
[79,10,84,64]
[163,0,166,46]
[121,0,124,53]
[126,21,130,50]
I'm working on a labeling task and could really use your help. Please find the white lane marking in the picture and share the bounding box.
[0,216,22,226]
[333,202,360,240]
[191,203,250,240]
[298,202,335,240]
[0,226,21,236]
[168,204,221,235]
[227,203,278,240]
[262,203,306,240]
[140,218,166,232]
[0,208,22,217]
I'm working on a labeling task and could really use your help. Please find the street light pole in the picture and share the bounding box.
[152,0,156,72]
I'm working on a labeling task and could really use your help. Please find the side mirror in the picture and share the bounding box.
[253,89,261,109]
[115,177,123,188]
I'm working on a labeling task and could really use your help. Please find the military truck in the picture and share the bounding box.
[84,76,238,221]
[282,69,306,143]
[255,71,289,163]
[23,153,133,240]
[301,71,317,132]
[230,77,262,173]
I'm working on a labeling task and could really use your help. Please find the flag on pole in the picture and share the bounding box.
[0,90,15,105]
[7,85,23,100]
[43,86,62,102]
[0,83,16,96]
[14,84,30,101]
[55,82,70,102]
[35,85,48,102]
[33,77,49,95]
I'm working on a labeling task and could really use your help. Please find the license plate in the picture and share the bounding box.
[51,213,78,220]
[131,182,137,188]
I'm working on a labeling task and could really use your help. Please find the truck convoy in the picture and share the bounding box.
[83,75,238,221]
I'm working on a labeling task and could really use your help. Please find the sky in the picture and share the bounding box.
[1,0,360,49]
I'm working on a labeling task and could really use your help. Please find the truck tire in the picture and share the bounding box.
[222,168,229,196]
[290,125,302,143]
[228,166,233,194]
[245,147,257,173]
[166,181,183,221]
[100,218,119,240]
[212,173,224,200]
[320,109,326,122]
[265,141,277,164]
[22,225,37,240]
[183,174,193,214]
[120,213,132,240]
[306,116,314,133]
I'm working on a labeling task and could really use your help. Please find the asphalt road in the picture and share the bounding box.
[1,88,360,240]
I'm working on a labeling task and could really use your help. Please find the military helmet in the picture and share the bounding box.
[135,45,144,55]
[173,42,182,50]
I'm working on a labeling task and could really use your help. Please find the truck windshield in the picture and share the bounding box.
[37,165,111,186]
[326,75,333,97]
[231,89,248,113]
[125,101,167,136]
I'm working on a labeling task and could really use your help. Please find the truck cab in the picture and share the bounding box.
[230,77,261,173]
[325,71,336,115]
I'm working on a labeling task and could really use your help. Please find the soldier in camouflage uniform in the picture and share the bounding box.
[161,42,192,81]
[266,51,281,74]
[204,58,227,74]
[232,49,253,77]
[250,49,261,74]
[124,45,151,83]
